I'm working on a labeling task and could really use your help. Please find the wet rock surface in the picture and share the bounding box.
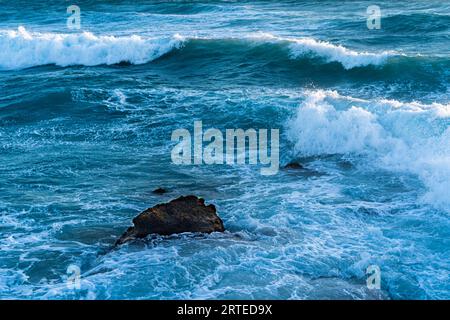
[116,195,225,245]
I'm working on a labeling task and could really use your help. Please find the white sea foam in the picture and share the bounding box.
[0,27,184,70]
[287,90,450,209]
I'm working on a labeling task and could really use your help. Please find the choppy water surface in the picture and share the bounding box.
[0,1,449,299]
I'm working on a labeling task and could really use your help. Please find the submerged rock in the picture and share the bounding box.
[116,195,225,245]
[152,187,167,195]
[283,162,304,169]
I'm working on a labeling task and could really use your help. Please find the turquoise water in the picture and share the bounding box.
[0,1,449,299]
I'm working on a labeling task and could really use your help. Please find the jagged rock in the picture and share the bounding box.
[152,187,167,195]
[283,162,304,169]
[116,195,225,245]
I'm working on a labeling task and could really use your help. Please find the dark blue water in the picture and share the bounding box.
[0,1,449,299]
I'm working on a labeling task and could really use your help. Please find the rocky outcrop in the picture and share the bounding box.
[116,195,225,245]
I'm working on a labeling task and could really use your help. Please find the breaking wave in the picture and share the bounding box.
[248,33,397,69]
[0,27,185,70]
[0,28,406,70]
[287,90,450,209]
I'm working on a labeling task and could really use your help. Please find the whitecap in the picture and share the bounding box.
[0,27,185,70]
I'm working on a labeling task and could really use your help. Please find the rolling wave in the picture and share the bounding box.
[254,33,396,69]
[0,27,414,71]
[0,27,185,70]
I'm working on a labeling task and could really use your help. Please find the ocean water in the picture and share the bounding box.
[0,0,449,299]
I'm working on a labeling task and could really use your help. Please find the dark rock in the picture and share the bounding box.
[152,187,167,195]
[116,195,225,245]
[283,162,304,169]
[116,60,132,66]
[338,159,354,170]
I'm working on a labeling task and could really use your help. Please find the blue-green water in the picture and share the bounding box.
[0,1,449,299]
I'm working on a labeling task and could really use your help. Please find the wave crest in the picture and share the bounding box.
[248,33,397,69]
[0,27,184,70]
[0,28,404,70]
[288,38,395,69]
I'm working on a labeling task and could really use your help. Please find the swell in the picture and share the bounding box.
[2,27,449,74]
[382,13,450,33]
[336,13,450,34]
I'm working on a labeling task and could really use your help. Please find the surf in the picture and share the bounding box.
[0,27,417,71]
[0,26,185,70]
[286,90,450,210]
